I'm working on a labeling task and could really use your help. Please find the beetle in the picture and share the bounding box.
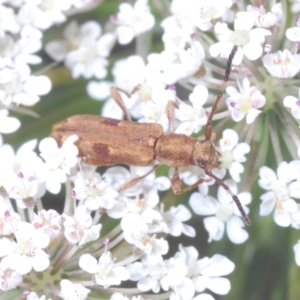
[50,45,251,226]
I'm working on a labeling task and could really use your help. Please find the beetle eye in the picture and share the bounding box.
[197,158,204,167]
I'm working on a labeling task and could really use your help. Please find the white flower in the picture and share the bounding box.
[226,78,265,124]
[147,39,205,84]
[127,256,187,293]
[219,129,250,182]
[286,16,300,42]
[263,49,300,78]
[60,279,90,300]
[0,201,21,236]
[21,0,71,30]
[115,0,155,45]
[149,204,195,237]
[0,109,20,135]
[0,259,23,291]
[32,209,62,241]
[169,0,233,31]
[46,20,99,62]
[175,245,234,295]
[116,191,162,225]
[0,139,42,192]
[65,37,110,79]
[110,294,146,300]
[293,240,300,266]
[7,171,45,208]
[46,20,113,79]
[138,88,175,131]
[63,205,101,246]
[175,85,208,135]
[0,222,50,275]
[0,5,20,37]
[283,89,300,120]
[0,69,51,106]
[39,136,78,194]
[16,25,43,67]
[210,13,271,65]
[124,227,169,260]
[247,3,282,28]
[26,292,49,300]
[79,252,130,288]
[258,162,300,227]
[72,170,118,211]
[189,180,251,244]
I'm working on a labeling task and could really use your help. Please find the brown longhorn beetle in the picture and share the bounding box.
[50,45,251,226]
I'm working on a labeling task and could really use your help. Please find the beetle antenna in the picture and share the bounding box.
[204,162,251,226]
[205,45,238,141]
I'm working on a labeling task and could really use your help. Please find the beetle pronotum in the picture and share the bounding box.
[51,45,251,226]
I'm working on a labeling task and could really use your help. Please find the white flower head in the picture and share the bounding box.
[175,244,234,295]
[138,88,175,131]
[169,0,233,31]
[0,201,21,236]
[46,20,102,62]
[72,170,118,211]
[118,191,162,226]
[47,19,114,79]
[124,227,169,260]
[247,3,282,28]
[110,294,146,300]
[0,259,23,291]
[226,77,265,124]
[283,89,300,120]
[263,49,300,78]
[219,129,250,182]
[63,205,101,246]
[147,38,205,85]
[286,15,300,42]
[189,180,251,244]
[149,204,195,238]
[25,291,49,300]
[114,0,155,45]
[294,240,300,266]
[0,68,51,106]
[60,279,90,300]
[258,162,300,227]
[175,85,208,136]
[32,209,62,241]
[79,252,130,288]
[0,222,50,275]
[127,256,187,293]
[210,13,272,65]
[0,109,20,135]
[7,171,44,208]
[39,135,79,194]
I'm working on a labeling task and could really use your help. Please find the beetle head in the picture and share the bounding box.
[193,138,221,171]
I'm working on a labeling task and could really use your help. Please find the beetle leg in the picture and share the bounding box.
[171,167,211,194]
[110,86,132,121]
[118,165,159,192]
[166,100,175,134]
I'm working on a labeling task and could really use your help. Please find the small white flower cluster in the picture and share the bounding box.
[0,136,235,300]
[3,0,300,298]
[0,0,99,141]
[0,135,78,210]
[257,159,300,267]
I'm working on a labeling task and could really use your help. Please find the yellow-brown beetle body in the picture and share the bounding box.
[51,115,220,171]
[50,45,251,226]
